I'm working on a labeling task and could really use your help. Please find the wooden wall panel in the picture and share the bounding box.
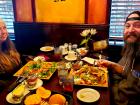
[88,0,107,24]
[35,0,85,23]
[14,0,33,22]
[14,22,109,55]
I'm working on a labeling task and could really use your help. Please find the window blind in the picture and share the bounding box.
[109,0,140,43]
[0,0,14,40]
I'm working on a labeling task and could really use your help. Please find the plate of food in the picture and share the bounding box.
[70,64,108,87]
[6,84,30,104]
[21,86,73,105]
[33,56,46,62]
[25,78,43,90]
[40,46,54,52]
[76,47,88,56]
[77,88,100,103]
[14,61,57,80]
[65,55,77,61]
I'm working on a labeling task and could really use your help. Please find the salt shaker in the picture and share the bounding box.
[72,44,78,51]
[68,43,72,51]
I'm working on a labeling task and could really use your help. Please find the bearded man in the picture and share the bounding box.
[97,11,140,105]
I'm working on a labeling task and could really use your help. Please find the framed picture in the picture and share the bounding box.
[35,0,85,23]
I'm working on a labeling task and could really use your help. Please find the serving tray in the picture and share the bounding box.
[71,65,108,87]
[21,90,73,105]
[14,61,57,80]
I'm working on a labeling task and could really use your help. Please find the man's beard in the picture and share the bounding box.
[124,31,140,44]
[122,41,140,57]
[118,42,140,75]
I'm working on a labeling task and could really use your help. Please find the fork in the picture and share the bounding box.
[41,100,49,105]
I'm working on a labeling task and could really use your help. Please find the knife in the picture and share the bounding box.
[7,77,26,92]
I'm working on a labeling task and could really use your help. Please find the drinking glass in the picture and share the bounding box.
[53,47,62,61]
[58,69,68,85]
[57,62,68,85]
[26,74,38,88]
[62,74,74,92]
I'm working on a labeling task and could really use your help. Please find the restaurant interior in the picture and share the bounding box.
[13,0,122,62]
[0,0,125,105]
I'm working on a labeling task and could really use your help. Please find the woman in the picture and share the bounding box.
[98,11,140,105]
[0,18,21,91]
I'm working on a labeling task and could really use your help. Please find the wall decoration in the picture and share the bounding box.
[35,0,85,23]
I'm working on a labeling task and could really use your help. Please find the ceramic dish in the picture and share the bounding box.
[21,90,73,105]
[82,57,96,65]
[71,64,108,87]
[33,56,46,62]
[77,88,100,103]
[76,47,88,56]
[40,46,54,52]
[25,79,43,90]
[65,55,77,61]
[6,89,30,104]
[14,61,57,80]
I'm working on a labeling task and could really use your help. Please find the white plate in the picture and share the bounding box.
[76,47,88,56]
[62,51,68,55]
[25,79,43,90]
[40,46,54,52]
[65,55,77,61]
[6,89,30,104]
[77,88,100,103]
[33,56,46,62]
[82,57,97,65]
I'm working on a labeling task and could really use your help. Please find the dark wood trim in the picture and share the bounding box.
[12,0,17,21]
[14,22,109,31]
[31,0,36,22]
[106,0,112,24]
[85,0,89,23]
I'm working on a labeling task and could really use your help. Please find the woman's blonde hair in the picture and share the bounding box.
[0,36,21,74]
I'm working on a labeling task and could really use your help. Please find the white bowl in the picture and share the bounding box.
[77,88,100,103]
[76,47,88,56]
[40,46,54,52]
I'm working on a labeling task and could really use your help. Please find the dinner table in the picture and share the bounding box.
[0,51,111,105]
